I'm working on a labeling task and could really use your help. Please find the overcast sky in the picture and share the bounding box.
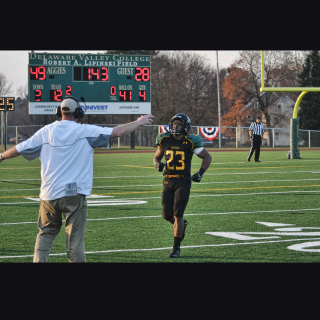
[0,50,240,97]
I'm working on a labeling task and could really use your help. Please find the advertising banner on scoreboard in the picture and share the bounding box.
[28,102,151,115]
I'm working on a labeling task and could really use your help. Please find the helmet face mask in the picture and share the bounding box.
[170,114,191,135]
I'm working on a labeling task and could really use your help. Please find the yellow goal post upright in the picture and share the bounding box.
[260,50,320,159]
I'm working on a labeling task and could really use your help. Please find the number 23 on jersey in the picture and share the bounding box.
[166,150,185,170]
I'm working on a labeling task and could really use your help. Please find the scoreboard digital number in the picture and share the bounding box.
[28,53,151,115]
[0,97,15,111]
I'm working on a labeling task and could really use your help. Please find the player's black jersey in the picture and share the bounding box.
[156,133,203,177]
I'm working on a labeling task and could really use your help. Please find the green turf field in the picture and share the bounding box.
[1,148,320,263]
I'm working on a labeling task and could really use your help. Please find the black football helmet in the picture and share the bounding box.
[170,113,191,135]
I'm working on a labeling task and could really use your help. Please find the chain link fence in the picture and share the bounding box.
[1,124,320,150]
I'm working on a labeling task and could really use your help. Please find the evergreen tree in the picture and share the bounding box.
[298,50,320,130]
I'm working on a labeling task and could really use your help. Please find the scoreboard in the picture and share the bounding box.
[28,52,151,115]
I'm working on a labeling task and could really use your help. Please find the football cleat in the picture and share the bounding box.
[168,249,180,258]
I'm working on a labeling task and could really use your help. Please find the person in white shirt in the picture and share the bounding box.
[0,97,154,263]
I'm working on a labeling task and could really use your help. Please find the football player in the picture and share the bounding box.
[153,113,212,258]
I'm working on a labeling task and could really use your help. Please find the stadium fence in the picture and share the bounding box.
[1,125,320,149]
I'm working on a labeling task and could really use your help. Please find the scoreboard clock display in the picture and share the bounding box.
[0,97,15,111]
[28,53,151,115]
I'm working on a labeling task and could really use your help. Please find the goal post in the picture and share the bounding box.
[260,51,320,159]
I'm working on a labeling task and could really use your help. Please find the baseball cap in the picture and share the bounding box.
[61,97,79,113]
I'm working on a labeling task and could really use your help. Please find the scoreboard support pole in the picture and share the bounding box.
[131,115,135,149]
[0,111,3,145]
[4,111,8,151]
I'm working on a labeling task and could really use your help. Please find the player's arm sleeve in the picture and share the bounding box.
[155,133,164,149]
[15,130,44,161]
[192,135,204,155]
[85,126,113,148]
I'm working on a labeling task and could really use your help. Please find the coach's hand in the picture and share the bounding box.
[155,162,165,172]
[191,168,206,182]
[137,114,154,125]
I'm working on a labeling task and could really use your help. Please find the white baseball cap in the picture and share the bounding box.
[61,98,79,113]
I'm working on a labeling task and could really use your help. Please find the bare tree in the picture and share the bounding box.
[0,73,13,145]
[221,50,303,128]
[0,72,13,96]
[151,51,218,126]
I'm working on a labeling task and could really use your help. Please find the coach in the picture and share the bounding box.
[247,116,265,163]
[0,97,154,263]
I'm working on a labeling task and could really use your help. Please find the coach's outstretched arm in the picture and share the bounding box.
[110,114,154,139]
[0,146,20,162]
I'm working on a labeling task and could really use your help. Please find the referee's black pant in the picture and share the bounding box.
[248,135,262,161]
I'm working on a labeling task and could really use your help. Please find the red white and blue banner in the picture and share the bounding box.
[159,125,171,133]
[199,127,219,140]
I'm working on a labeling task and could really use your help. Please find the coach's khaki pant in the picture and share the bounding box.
[33,194,87,263]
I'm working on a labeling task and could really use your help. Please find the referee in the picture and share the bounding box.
[247,116,265,162]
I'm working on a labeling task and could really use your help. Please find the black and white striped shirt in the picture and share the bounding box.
[249,122,265,136]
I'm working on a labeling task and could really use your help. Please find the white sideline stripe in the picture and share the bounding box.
[189,190,320,197]
[2,178,320,192]
[93,171,316,178]
[204,171,314,176]
[0,202,40,205]
[0,179,41,181]
[1,159,319,171]
[195,160,320,164]
[1,208,319,226]
[1,237,320,260]
[128,190,320,200]
[0,171,316,183]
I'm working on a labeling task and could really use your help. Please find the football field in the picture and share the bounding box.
[1,148,320,263]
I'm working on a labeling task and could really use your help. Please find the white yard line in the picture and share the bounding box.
[1,207,319,226]
[1,189,320,206]
[1,176,320,192]
[0,237,319,260]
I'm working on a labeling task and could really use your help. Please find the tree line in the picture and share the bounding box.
[1,50,320,141]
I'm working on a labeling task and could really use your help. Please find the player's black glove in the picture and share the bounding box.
[191,168,206,182]
[155,161,165,172]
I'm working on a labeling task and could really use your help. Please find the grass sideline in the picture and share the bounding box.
[0,149,320,263]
